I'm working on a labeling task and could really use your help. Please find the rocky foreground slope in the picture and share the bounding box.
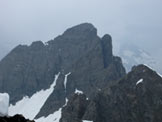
[60,64,162,122]
[0,114,34,122]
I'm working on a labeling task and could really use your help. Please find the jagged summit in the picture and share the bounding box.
[0,23,125,121]
[30,41,44,48]
[116,64,162,88]
[63,23,97,36]
[131,64,153,72]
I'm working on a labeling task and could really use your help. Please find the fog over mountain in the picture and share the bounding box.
[0,0,162,73]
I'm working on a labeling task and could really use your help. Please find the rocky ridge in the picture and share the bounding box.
[0,23,125,119]
[60,64,162,122]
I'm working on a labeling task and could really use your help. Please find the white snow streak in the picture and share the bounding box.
[9,72,60,120]
[144,64,162,78]
[82,120,93,122]
[64,72,71,91]
[75,89,83,94]
[136,79,143,85]
[63,98,68,107]
[157,73,162,78]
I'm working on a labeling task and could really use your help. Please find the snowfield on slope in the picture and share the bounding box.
[35,107,62,122]
[9,73,60,120]
[35,72,73,122]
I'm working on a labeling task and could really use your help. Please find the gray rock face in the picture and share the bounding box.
[60,64,162,122]
[60,94,89,122]
[0,23,126,118]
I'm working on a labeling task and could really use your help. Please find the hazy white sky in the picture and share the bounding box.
[0,0,162,67]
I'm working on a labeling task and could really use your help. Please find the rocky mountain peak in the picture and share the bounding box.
[63,23,97,37]
[30,41,44,49]
[1,23,161,122]
[122,64,162,86]
[0,23,126,121]
[131,64,152,72]
[60,64,162,122]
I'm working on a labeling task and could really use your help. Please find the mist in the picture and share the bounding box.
[0,0,162,72]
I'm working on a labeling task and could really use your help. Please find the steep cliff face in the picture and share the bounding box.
[60,94,90,122]
[60,64,162,122]
[0,23,125,118]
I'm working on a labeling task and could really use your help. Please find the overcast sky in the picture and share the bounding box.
[0,0,162,71]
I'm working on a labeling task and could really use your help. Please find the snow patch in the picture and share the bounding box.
[44,42,49,46]
[64,72,71,91]
[136,79,143,85]
[82,120,93,122]
[75,89,83,95]
[35,95,69,122]
[63,98,68,107]
[9,72,60,120]
[35,108,62,122]
[0,93,9,116]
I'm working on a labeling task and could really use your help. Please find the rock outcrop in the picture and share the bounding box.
[60,64,162,122]
[0,114,34,122]
[60,94,89,122]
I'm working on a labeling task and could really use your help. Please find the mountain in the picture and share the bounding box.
[1,23,162,122]
[0,23,125,120]
[60,64,162,122]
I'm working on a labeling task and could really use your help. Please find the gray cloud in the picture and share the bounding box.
[0,0,162,71]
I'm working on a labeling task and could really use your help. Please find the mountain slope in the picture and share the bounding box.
[0,23,125,120]
[9,73,60,120]
[60,64,162,122]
